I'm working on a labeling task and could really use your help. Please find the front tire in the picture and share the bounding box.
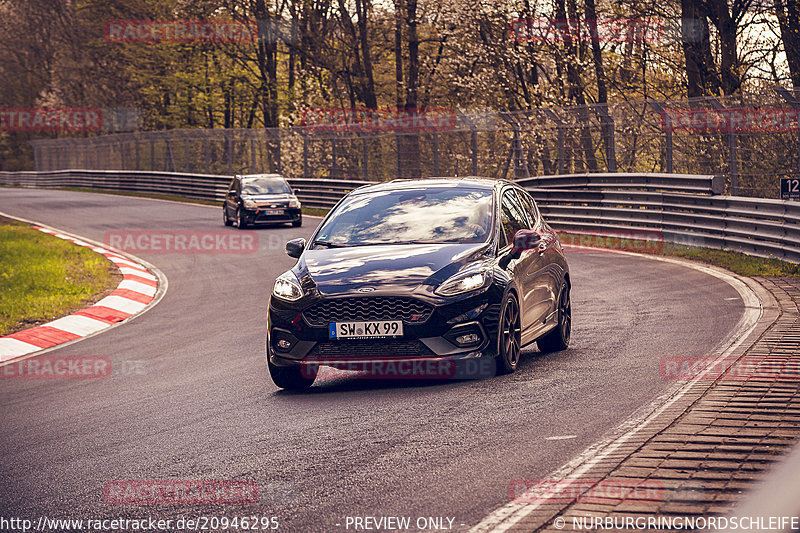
[223,207,233,226]
[495,293,522,375]
[292,215,302,228]
[268,360,316,390]
[237,208,248,229]
[538,282,571,353]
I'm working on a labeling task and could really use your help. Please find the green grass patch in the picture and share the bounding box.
[0,217,121,335]
[560,232,800,277]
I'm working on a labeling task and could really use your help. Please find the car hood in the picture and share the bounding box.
[294,243,491,296]
[243,193,292,202]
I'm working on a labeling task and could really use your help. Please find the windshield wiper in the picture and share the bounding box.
[313,240,352,248]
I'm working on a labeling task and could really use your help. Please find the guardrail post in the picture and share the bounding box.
[647,100,673,173]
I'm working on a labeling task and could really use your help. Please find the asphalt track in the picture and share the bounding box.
[0,188,746,532]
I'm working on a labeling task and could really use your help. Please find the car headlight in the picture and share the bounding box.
[436,269,491,296]
[243,198,257,208]
[289,197,301,208]
[273,273,303,301]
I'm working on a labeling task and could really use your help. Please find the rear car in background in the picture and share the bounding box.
[223,174,302,229]
[266,177,572,390]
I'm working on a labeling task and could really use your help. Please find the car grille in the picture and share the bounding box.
[306,339,435,360]
[303,297,433,326]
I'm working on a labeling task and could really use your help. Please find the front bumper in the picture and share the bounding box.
[267,291,502,377]
[243,206,301,224]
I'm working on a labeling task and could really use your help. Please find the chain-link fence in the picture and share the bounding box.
[29,87,800,198]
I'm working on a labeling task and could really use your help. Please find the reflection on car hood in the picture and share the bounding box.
[295,243,490,296]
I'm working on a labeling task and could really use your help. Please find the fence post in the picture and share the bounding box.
[301,131,310,178]
[250,131,256,173]
[432,132,439,176]
[543,108,566,174]
[594,104,617,173]
[775,87,800,178]
[224,130,233,174]
[709,98,737,194]
[183,131,191,173]
[456,112,479,176]
[647,100,673,173]
[331,138,338,179]
[362,135,369,180]
[135,134,141,170]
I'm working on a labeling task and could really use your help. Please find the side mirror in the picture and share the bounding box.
[499,230,541,269]
[285,238,306,259]
[512,229,541,253]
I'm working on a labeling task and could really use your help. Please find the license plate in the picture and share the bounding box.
[329,320,403,339]
[263,209,284,216]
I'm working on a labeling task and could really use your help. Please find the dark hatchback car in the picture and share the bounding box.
[266,178,571,389]
[223,173,302,228]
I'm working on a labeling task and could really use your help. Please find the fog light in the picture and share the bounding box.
[455,333,480,346]
[277,339,292,350]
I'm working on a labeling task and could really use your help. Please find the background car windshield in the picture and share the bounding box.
[315,188,493,245]
[242,177,291,195]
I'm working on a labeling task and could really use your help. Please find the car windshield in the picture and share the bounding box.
[314,187,493,246]
[241,177,291,195]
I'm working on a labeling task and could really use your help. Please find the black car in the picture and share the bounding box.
[266,177,571,389]
[223,174,302,228]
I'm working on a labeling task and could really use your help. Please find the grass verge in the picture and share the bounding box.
[560,232,800,277]
[0,217,122,336]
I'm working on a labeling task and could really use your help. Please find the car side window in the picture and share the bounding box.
[516,189,541,228]
[500,189,530,247]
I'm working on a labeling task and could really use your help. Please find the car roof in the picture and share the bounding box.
[351,176,510,195]
[237,173,286,181]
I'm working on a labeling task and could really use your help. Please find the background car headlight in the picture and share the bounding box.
[243,198,257,208]
[436,270,490,296]
[289,197,301,208]
[273,274,303,301]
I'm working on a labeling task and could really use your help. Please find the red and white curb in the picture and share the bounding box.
[0,223,166,362]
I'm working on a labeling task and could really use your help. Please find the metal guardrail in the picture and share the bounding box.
[0,170,798,262]
[516,172,725,195]
[0,170,371,209]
